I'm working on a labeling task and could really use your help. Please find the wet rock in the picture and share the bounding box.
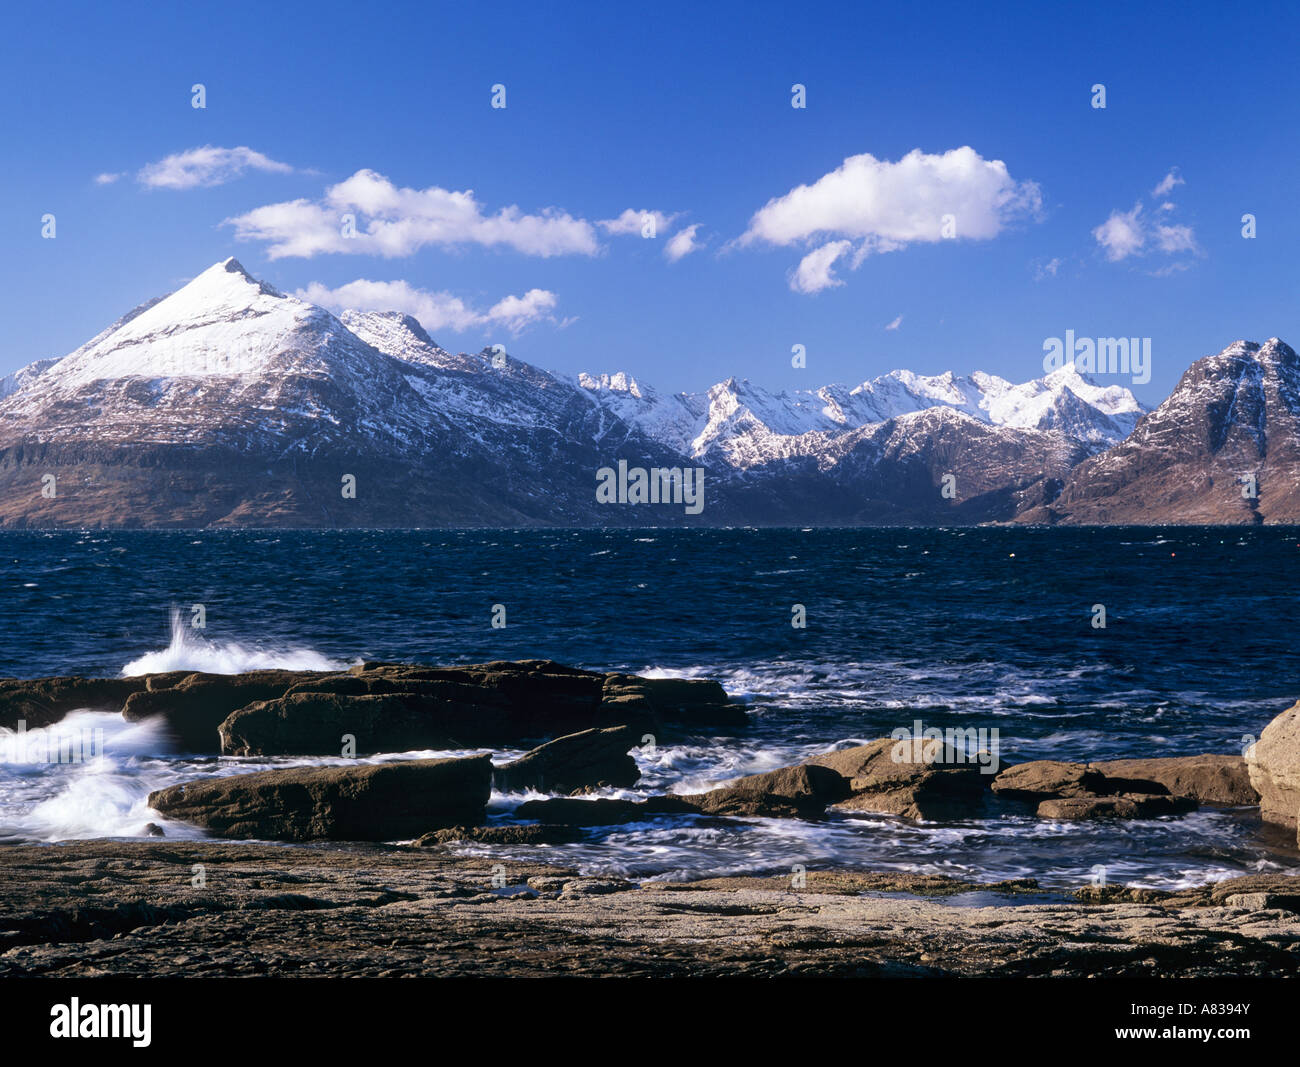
[805,739,989,819]
[415,824,586,846]
[219,690,496,757]
[682,763,851,819]
[1247,700,1300,838]
[606,675,747,730]
[1090,755,1257,806]
[493,725,642,794]
[218,661,726,756]
[147,754,492,841]
[996,755,1257,817]
[142,823,165,838]
[0,677,148,730]
[991,760,1107,801]
[123,670,326,751]
[1036,793,1198,820]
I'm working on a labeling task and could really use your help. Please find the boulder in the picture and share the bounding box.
[994,755,1257,812]
[493,725,643,794]
[605,675,748,730]
[514,796,694,825]
[991,760,1107,801]
[147,755,492,841]
[805,739,989,819]
[220,690,511,757]
[1036,793,1198,820]
[682,764,851,819]
[0,676,148,730]
[1247,700,1300,836]
[218,661,745,756]
[1090,755,1257,806]
[123,670,326,751]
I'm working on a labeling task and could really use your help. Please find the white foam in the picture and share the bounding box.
[121,609,346,676]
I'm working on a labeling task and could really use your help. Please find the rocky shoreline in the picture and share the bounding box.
[2,841,1299,977]
[3,660,1300,976]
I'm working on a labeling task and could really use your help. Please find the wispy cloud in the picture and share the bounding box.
[738,146,1041,293]
[598,208,680,237]
[138,145,294,190]
[1093,170,1200,269]
[790,240,853,294]
[1152,168,1185,197]
[664,223,702,262]
[298,278,560,335]
[1034,256,1064,280]
[884,314,903,331]
[229,169,600,259]
[93,172,124,185]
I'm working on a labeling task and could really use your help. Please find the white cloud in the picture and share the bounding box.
[790,240,853,294]
[884,315,903,331]
[1094,173,1200,267]
[484,289,560,333]
[138,145,293,190]
[229,169,600,260]
[739,146,1040,291]
[94,172,124,185]
[1155,223,1197,254]
[1152,168,1185,197]
[1093,204,1147,262]
[598,208,679,237]
[298,278,560,335]
[664,224,702,262]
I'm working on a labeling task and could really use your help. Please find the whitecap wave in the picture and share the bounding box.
[121,608,347,676]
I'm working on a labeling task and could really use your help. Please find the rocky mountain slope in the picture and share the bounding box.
[3,258,1286,526]
[1021,339,1300,524]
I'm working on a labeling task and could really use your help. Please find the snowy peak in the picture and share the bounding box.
[577,359,1148,467]
[338,309,470,372]
[577,371,646,398]
[30,258,322,388]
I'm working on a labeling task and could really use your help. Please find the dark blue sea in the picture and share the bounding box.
[2,527,1298,891]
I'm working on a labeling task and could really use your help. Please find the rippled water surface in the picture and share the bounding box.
[2,527,1298,889]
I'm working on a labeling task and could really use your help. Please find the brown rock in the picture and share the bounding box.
[415,824,586,846]
[0,676,148,730]
[493,725,642,794]
[990,760,1105,801]
[1247,700,1300,836]
[217,661,725,756]
[1091,755,1257,806]
[682,764,850,819]
[147,754,492,841]
[123,670,325,751]
[1036,793,1198,820]
[806,739,990,819]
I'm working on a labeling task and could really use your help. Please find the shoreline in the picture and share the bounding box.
[2,840,1298,978]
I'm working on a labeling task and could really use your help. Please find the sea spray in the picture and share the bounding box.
[121,607,346,676]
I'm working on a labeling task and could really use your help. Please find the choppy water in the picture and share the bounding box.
[2,527,1298,891]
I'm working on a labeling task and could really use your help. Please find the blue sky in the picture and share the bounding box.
[4,0,1299,404]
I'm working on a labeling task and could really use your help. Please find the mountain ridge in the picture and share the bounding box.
[0,259,1294,527]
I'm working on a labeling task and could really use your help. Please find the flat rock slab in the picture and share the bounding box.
[1,842,1297,978]
[147,755,492,841]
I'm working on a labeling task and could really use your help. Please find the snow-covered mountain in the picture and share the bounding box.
[1027,338,1300,524]
[6,257,1280,527]
[0,259,692,526]
[576,364,1145,468]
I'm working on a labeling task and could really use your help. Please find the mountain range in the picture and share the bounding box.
[0,258,1294,526]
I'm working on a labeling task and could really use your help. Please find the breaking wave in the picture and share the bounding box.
[120,608,347,676]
